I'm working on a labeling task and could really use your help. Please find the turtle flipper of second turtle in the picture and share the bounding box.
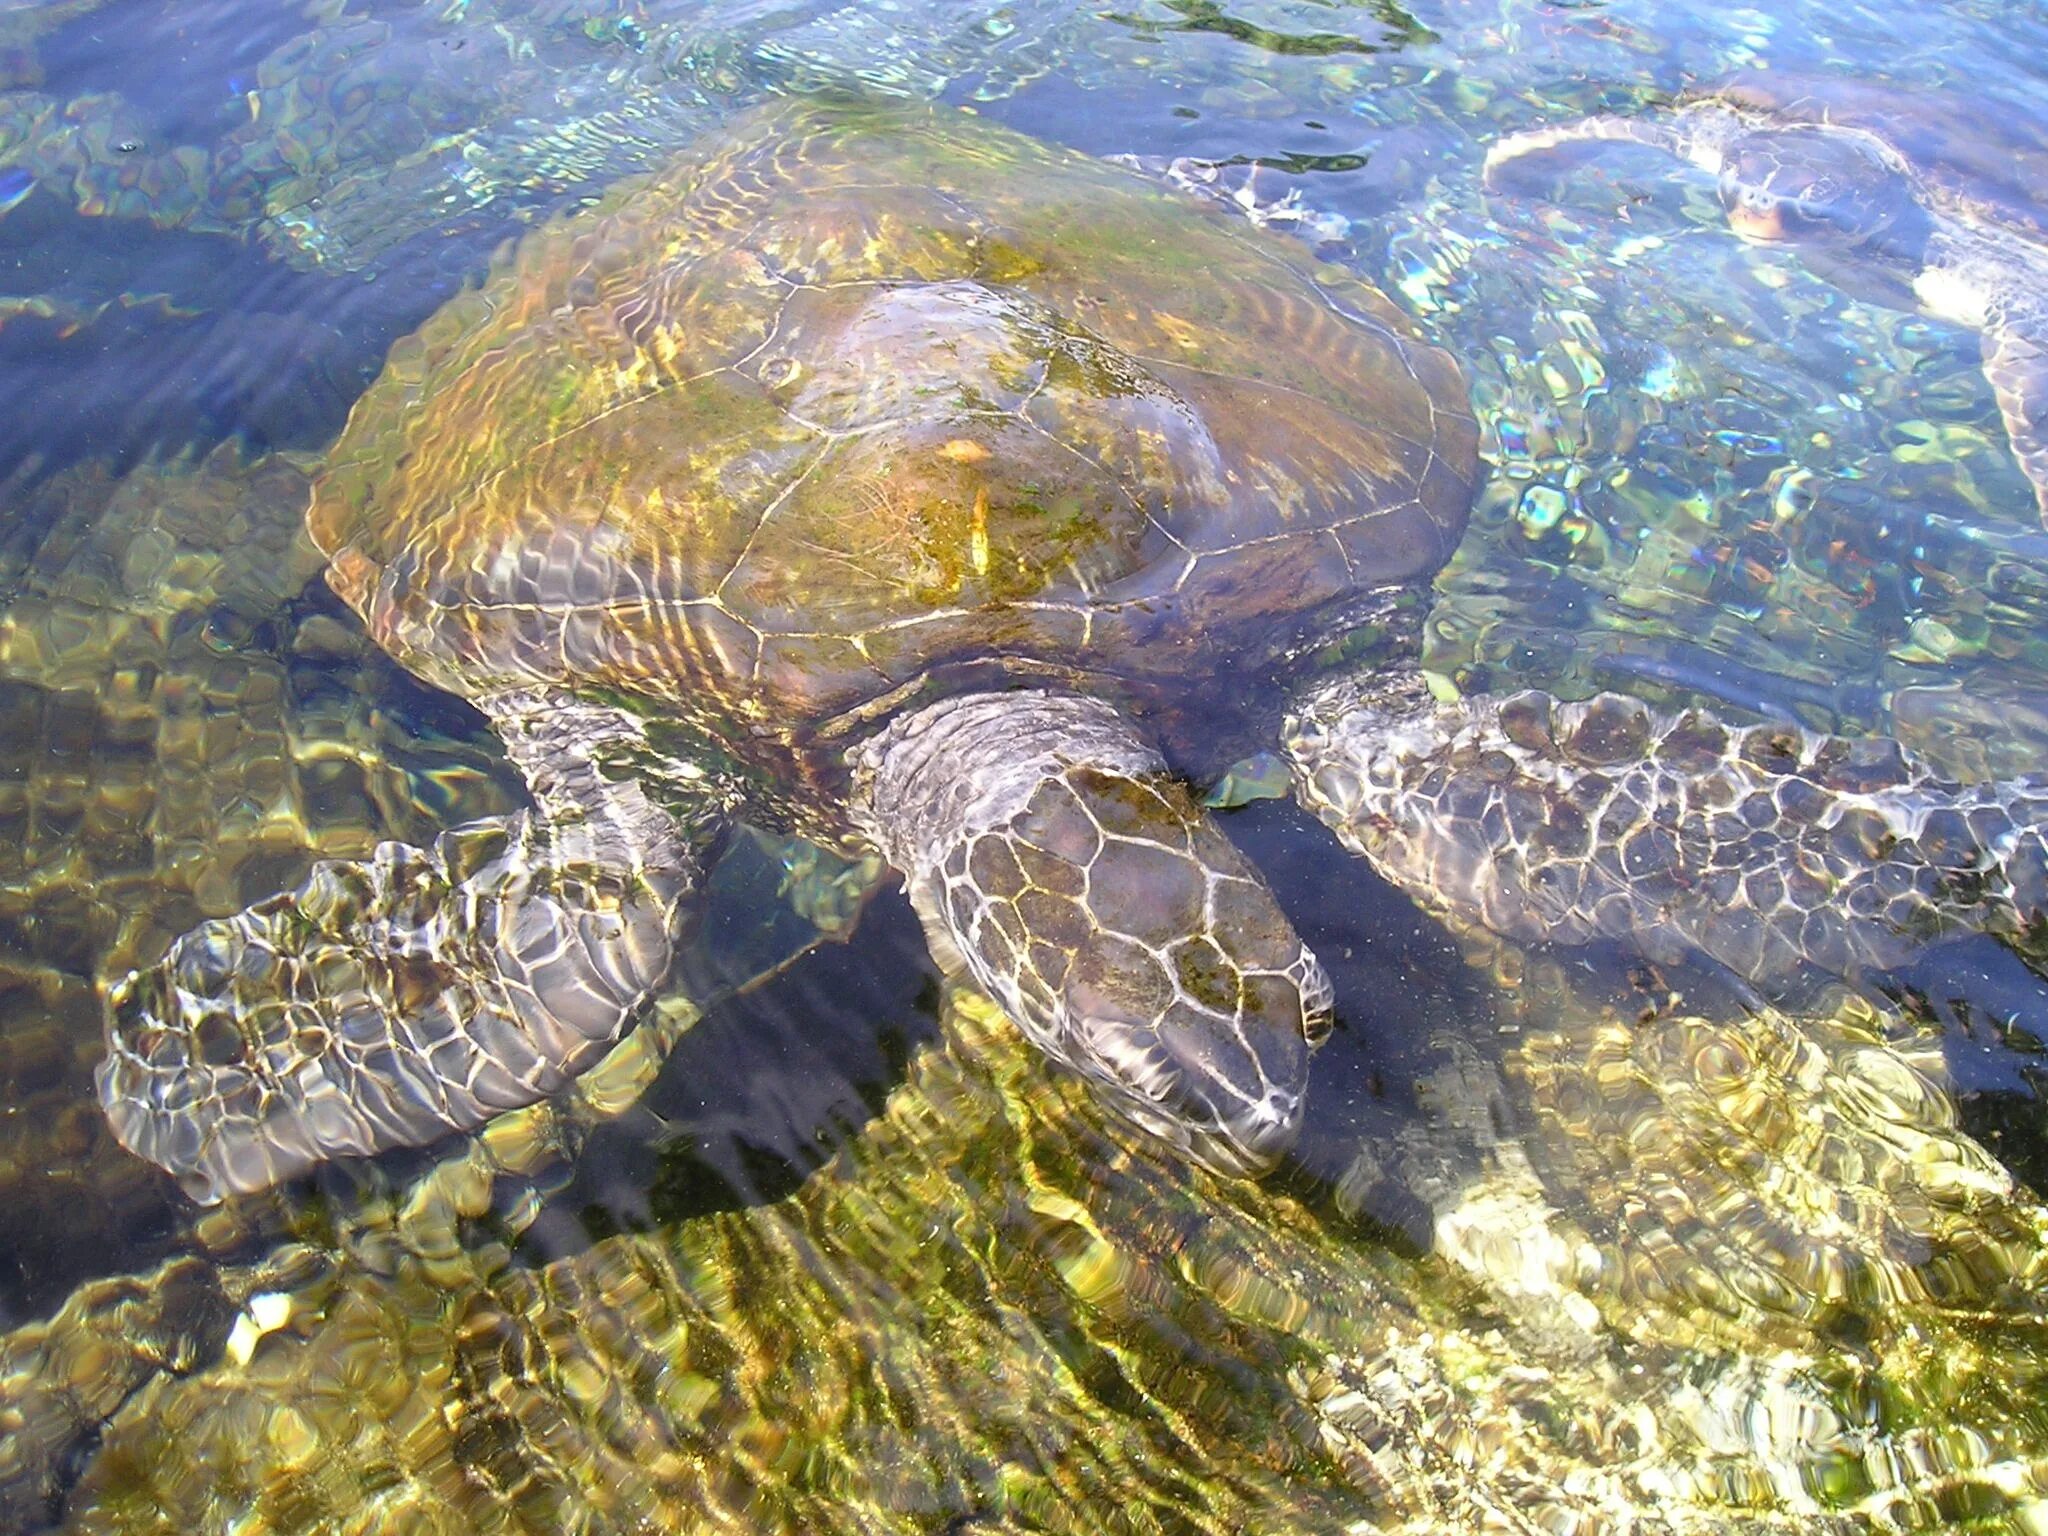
[98,691,710,1204]
[1482,106,1743,192]
[853,690,1333,1176]
[1287,674,2048,984]
[1984,295,2048,526]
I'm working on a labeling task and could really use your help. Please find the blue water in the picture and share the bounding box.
[7,1,2048,1531]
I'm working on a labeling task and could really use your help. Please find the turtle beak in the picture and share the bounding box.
[1728,208,1790,243]
[1722,184,1792,243]
[1184,1093,1307,1177]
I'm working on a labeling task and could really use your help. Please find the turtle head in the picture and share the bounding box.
[1718,129,1923,257]
[856,689,1335,1178]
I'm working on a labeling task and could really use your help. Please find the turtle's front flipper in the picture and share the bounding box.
[853,691,1332,1176]
[1482,104,1744,189]
[99,692,707,1204]
[1287,677,2048,983]
[1983,295,2048,526]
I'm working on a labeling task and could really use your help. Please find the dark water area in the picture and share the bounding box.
[9,1,2048,1532]
[35,0,311,143]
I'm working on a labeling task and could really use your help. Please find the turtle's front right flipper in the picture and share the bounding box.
[853,691,1331,1177]
[1288,679,2048,983]
[1482,104,1743,191]
[98,693,708,1204]
[1983,295,2048,526]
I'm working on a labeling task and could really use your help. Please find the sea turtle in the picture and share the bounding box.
[97,97,2048,1207]
[95,96,1476,1202]
[1481,70,2048,525]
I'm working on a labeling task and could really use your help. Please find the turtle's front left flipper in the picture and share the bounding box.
[853,691,1332,1176]
[1287,678,2048,983]
[98,692,710,1204]
[1983,295,2048,526]
[1482,104,1742,192]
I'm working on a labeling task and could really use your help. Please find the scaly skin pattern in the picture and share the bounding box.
[1288,683,2048,979]
[854,691,1332,1175]
[0,445,529,1319]
[99,694,695,1203]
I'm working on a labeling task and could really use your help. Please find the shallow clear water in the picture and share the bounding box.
[6,1,2048,1531]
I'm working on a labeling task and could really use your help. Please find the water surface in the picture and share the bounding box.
[6,1,2048,1531]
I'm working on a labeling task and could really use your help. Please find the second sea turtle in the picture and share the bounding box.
[1483,71,2048,524]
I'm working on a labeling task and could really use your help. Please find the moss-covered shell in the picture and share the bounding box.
[310,99,1476,738]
